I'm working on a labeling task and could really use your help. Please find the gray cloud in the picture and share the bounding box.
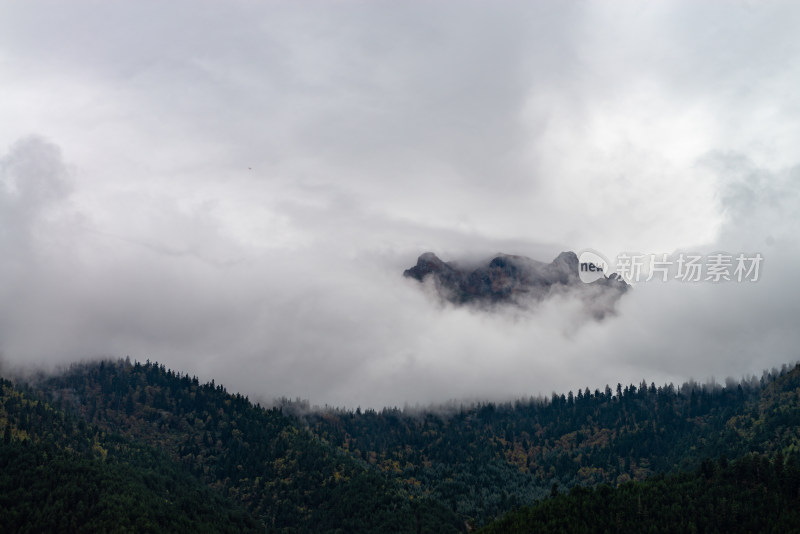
[1,1,799,407]
[0,137,71,248]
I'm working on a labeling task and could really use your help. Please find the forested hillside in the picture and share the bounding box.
[26,360,463,533]
[301,363,800,525]
[479,453,800,533]
[0,376,259,532]
[2,359,799,531]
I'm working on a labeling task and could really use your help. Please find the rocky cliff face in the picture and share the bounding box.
[404,251,629,314]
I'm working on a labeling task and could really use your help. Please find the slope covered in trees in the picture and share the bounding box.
[479,453,800,533]
[0,376,259,533]
[2,359,799,531]
[301,363,800,525]
[30,360,464,533]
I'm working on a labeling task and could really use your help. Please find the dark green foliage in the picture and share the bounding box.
[479,453,800,533]
[0,377,258,533]
[29,361,464,533]
[4,359,800,532]
[0,441,258,533]
[302,364,800,525]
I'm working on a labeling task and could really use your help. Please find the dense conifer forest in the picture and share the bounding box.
[479,453,800,533]
[2,359,799,531]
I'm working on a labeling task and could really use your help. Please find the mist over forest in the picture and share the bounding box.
[2,1,799,408]
[2,2,800,532]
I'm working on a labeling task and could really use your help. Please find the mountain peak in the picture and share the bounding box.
[403,252,454,281]
[553,250,579,269]
[404,250,628,314]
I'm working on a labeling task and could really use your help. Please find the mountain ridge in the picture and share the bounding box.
[403,251,629,316]
[3,359,799,531]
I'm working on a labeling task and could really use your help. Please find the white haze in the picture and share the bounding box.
[1,1,799,407]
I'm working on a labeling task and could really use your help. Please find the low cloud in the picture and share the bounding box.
[1,136,796,408]
[1,2,800,408]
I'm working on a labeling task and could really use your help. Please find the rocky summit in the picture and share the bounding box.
[403,251,629,309]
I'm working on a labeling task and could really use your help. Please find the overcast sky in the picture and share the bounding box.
[1,1,799,408]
